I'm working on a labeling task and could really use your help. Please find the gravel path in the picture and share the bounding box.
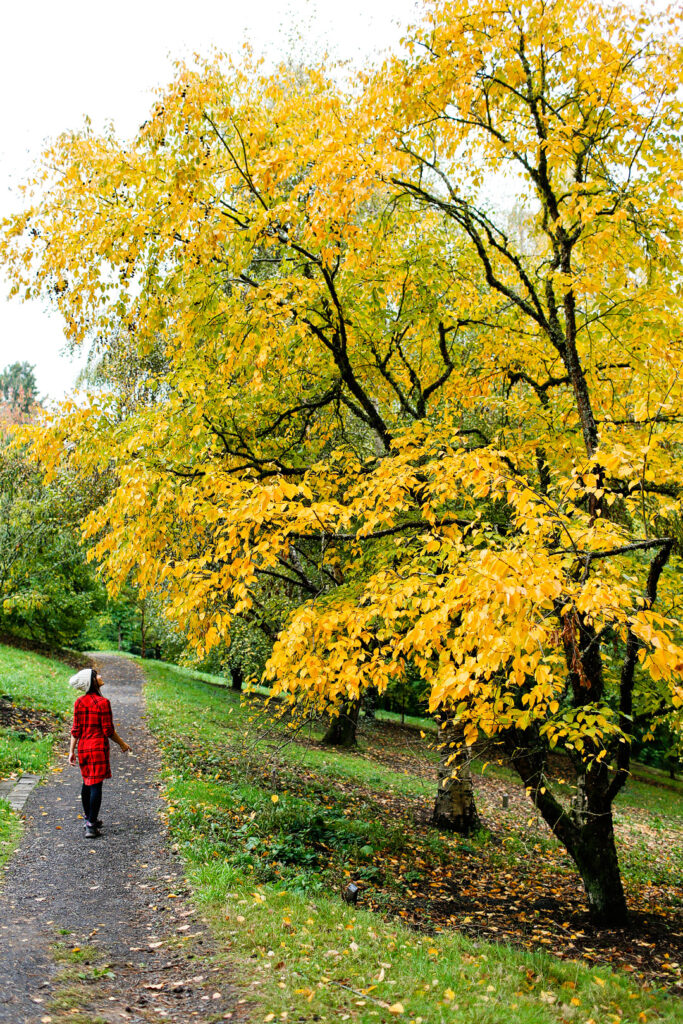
[0,655,237,1024]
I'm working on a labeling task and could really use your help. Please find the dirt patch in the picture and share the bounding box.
[0,696,61,735]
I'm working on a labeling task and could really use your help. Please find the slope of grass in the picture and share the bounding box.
[0,644,77,717]
[0,643,75,779]
[142,660,681,1024]
[0,642,78,871]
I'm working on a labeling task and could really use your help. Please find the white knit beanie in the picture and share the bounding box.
[69,668,93,695]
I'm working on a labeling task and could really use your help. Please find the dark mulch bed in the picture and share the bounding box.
[0,696,61,735]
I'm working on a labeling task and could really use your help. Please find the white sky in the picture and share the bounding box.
[0,0,420,403]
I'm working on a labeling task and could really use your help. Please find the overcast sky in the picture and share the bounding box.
[0,0,420,403]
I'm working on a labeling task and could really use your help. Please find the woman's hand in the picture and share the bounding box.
[111,729,131,754]
[69,751,78,767]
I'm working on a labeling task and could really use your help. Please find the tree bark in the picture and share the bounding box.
[230,663,243,692]
[322,699,360,747]
[506,736,628,926]
[432,721,480,834]
[363,686,379,720]
[568,813,627,927]
[140,604,146,660]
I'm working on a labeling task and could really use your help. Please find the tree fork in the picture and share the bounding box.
[505,733,628,926]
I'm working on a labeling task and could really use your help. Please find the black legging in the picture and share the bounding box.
[81,782,103,825]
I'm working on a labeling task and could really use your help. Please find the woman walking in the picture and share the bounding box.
[68,668,131,838]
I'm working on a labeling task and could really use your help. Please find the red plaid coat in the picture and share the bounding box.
[71,692,115,785]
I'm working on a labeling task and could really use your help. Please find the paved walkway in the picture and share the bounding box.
[0,774,40,811]
[0,656,235,1024]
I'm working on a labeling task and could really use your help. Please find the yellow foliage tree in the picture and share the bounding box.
[3,0,683,924]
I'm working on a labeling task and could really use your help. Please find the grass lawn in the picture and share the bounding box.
[0,643,80,870]
[0,643,76,780]
[142,660,682,1024]
[0,797,21,872]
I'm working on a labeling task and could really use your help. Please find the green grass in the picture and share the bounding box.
[0,643,77,780]
[51,942,104,964]
[284,741,435,799]
[0,797,21,872]
[464,746,683,890]
[46,940,116,1022]
[0,642,76,873]
[142,660,682,1024]
[0,645,79,716]
[615,770,683,820]
[372,708,438,732]
[0,730,57,777]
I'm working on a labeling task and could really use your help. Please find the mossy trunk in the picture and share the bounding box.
[432,721,480,834]
[322,699,360,747]
[569,816,627,926]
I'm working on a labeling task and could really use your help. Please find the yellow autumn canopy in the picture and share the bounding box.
[2,0,682,773]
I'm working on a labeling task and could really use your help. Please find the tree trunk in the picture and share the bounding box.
[231,664,243,692]
[363,686,379,720]
[568,813,627,927]
[140,605,146,660]
[322,699,360,747]
[432,721,480,834]
[507,739,628,927]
